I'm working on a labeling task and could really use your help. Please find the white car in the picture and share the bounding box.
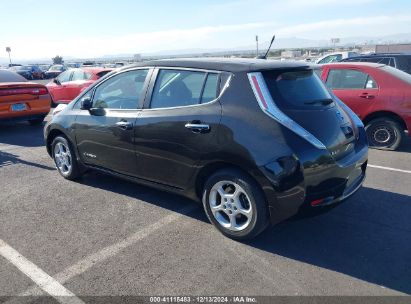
[316,51,358,64]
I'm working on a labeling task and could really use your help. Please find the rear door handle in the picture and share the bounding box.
[359,93,375,99]
[185,123,210,133]
[115,121,133,130]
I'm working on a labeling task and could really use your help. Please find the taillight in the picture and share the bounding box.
[0,87,48,96]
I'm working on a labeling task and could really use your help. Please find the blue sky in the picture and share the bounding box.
[1,0,411,59]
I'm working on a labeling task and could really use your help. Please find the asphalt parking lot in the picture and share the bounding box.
[0,116,410,301]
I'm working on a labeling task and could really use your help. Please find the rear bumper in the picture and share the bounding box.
[260,132,368,224]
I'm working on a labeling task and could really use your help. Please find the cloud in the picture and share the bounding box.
[3,22,268,59]
[275,15,411,38]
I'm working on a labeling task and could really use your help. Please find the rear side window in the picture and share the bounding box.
[326,69,378,89]
[318,54,342,64]
[263,69,333,108]
[150,69,219,109]
[395,56,411,74]
[201,73,219,103]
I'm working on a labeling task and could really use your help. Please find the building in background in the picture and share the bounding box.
[376,44,411,53]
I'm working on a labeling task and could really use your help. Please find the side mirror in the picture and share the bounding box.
[53,78,61,85]
[80,97,92,110]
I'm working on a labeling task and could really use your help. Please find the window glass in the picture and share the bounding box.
[395,56,411,73]
[72,70,85,81]
[201,73,219,103]
[84,72,93,80]
[0,70,27,82]
[56,70,72,83]
[92,69,148,109]
[263,70,333,108]
[318,54,342,64]
[150,69,207,109]
[326,69,373,89]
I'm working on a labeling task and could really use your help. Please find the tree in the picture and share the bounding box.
[52,55,64,64]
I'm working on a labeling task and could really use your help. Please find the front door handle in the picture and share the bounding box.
[115,121,133,130]
[185,122,210,133]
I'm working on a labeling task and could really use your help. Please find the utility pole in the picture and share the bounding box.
[256,35,259,56]
[6,47,12,66]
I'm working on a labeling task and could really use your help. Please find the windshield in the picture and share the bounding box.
[263,69,333,108]
[14,65,31,70]
[382,65,411,84]
[50,65,63,71]
[0,70,27,82]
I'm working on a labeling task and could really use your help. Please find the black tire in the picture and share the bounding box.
[28,116,46,126]
[51,136,82,180]
[202,168,269,240]
[365,118,403,150]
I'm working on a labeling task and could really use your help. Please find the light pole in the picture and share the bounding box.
[6,47,12,66]
[256,35,259,56]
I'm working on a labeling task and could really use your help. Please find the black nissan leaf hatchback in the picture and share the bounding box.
[44,58,368,240]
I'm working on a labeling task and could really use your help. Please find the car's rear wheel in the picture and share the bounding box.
[365,118,403,150]
[52,136,81,180]
[202,169,269,240]
[28,116,46,126]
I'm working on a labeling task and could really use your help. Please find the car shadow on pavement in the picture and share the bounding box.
[78,171,411,294]
[398,136,411,152]
[77,171,207,221]
[0,150,55,171]
[0,122,45,147]
[249,187,411,295]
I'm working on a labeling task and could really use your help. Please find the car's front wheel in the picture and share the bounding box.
[365,118,403,150]
[202,169,269,240]
[52,136,81,180]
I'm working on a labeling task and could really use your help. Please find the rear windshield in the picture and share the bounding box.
[382,65,411,84]
[0,70,27,82]
[263,69,333,108]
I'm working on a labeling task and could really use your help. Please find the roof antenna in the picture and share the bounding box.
[256,35,275,59]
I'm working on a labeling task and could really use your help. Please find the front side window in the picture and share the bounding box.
[92,69,148,110]
[326,69,378,89]
[56,70,72,83]
[150,69,219,109]
[71,70,85,81]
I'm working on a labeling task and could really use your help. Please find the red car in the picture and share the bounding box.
[46,67,112,104]
[319,62,411,150]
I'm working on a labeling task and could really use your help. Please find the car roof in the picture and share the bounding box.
[322,62,386,68]
[344,53,411,59]
[72,67,113,74]
[121,58,313,73]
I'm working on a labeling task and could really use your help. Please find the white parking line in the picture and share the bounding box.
[14,203,198,299]
[0,239,85,304]
[368,164,411,174]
